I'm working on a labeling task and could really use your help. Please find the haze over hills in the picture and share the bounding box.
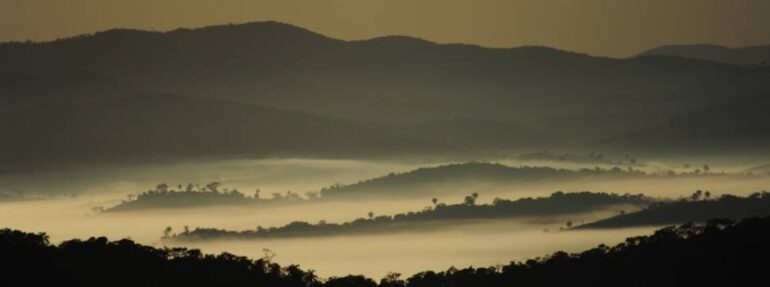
[604,93,770,152]
[4,3,770,285]
[1,23,766,124]
[2,21,770,168]
[0,94,441,168]
[641,44,770,66]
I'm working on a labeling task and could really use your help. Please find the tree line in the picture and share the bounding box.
[102,182,319,212]
[3,216,770,286]
[169,191,652,241]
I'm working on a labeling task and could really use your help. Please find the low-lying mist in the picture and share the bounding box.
[1,157,769,278]
[182,222,657,279]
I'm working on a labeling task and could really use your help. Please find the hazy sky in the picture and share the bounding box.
[1,0,769,57]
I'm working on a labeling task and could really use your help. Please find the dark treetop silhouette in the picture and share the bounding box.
[2,216,770,287]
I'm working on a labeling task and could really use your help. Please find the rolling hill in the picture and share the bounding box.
[2,22,767,133]
[2,21,769,164]
[577,192,770,229]
[0,94,440,168]
[641,44,770,65]
[320,162,650,199]
[603,93,770,152]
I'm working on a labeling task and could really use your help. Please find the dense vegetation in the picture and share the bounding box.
[103,182,317,212]
[103,162,753,212]
[104,162,663,211]
[320,162,653,199]
[578,191,770,229]
[517,151,643,166]
[169,191,651,241]
[3,216,770,286]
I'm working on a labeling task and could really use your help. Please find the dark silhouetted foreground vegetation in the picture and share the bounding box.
[3,216,770,286]
[170,191,651,241]
[577,191,770,229]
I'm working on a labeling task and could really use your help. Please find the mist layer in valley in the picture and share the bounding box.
[2,20,770,282]
[2,157,770,278]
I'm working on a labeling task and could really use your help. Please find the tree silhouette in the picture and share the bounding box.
[3,216,770,286]
[691,190,703,201]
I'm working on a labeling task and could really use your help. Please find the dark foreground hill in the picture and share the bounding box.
[2,216,770,287]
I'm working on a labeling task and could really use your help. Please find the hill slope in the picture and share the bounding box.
[2,22,767,136]
[603,93,770,152]
[578,192,770,229]
[641,44,770,65]
[320,162,650,199]
[0,94,437,167]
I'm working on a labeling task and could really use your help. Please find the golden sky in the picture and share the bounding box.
[1,0,768,57]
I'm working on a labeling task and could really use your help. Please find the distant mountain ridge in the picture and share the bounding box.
[641,44,770,65]
[2,21,770,165]
[2,21,762,126]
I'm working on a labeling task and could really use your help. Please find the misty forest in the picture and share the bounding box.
[2,2,770,286]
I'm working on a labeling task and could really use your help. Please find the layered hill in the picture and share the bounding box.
[0,94,437,167]
[2,21,770,165]
[603,93,770,152]
[578,192,770,229]
[641,44,770,65]
[2,22,766,131]
[320,162,652,199]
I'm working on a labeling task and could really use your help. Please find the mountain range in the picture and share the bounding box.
[2,21,769,168]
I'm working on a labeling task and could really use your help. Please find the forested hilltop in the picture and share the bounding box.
[321,162,649,199]
[320,161,735,199]
[168,192,652,241]
[101,182,316,212]
[2,216,769,287]
[103,161,752,212]
[577,191,770,229]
